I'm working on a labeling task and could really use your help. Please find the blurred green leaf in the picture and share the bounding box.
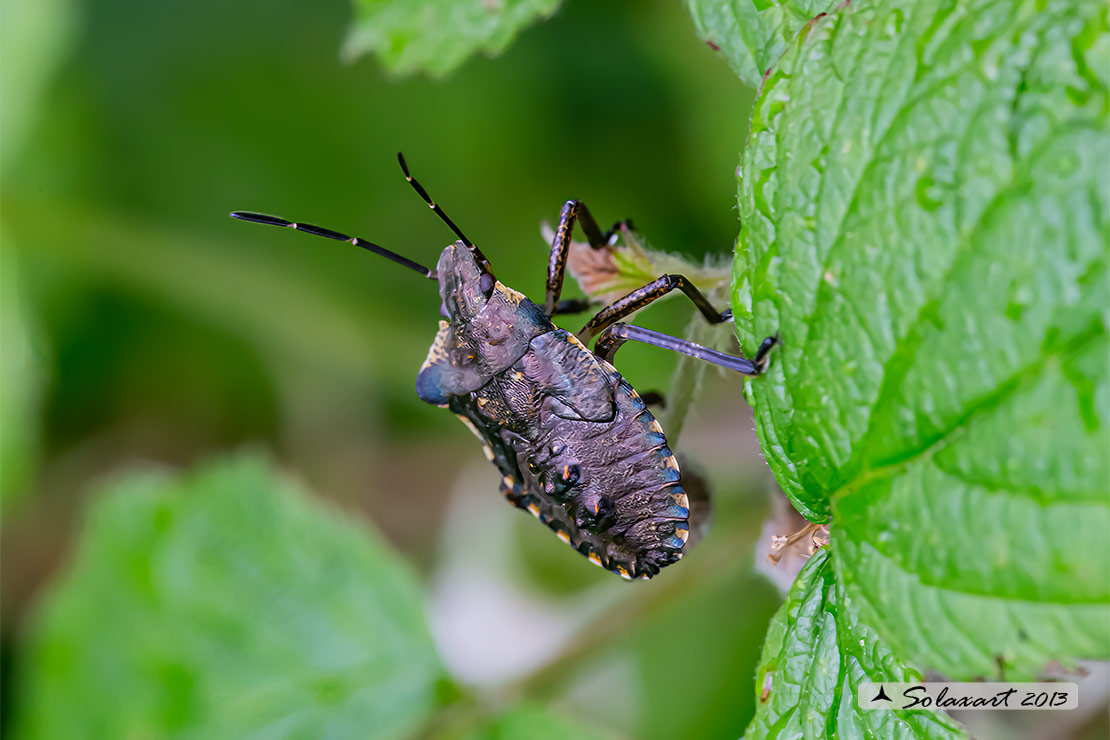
[684,0,838,88]
[345,0,562,78]
[730,0,1109,700]
[0,0,76,168]
[745,549,966,740]
[14,454,446,739]
[0,240,43,509]
[459,704,613,740]
[0,0,75,510]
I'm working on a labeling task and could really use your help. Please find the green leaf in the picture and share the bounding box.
[460,704,613,740]
[14,455,446,739]
[745,548,967,740]
[684,0,840,89]
[731,0,1110,687]
[345,0,562,78]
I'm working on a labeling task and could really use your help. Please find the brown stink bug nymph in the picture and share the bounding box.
[231,154,777,579]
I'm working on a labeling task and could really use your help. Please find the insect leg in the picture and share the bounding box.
[594,323,777,376]
[577,275,729,343]
[544,199,632,315]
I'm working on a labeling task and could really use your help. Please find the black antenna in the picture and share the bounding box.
[229,211,435,279]
[397,152,492,274]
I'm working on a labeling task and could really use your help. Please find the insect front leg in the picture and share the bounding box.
[576,274,730,343]
[594,323,778,376]
[543,199,632,316]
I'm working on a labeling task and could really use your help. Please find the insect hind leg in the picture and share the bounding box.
[594,323,777,376]
[577,274,730,343]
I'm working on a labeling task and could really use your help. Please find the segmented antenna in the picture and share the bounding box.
[397,152,492,275]
[229,211,435,279]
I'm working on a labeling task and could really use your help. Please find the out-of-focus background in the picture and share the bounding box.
[3,0,791,737]
[8,1,1106,738]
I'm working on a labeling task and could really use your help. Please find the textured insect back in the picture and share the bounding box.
[495,331,692,579]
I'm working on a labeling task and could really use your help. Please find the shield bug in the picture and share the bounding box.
[231,154,777,579]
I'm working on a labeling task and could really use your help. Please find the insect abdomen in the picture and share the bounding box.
[455,326,691,579]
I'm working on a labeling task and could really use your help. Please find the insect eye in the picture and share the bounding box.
[528,459,541,474]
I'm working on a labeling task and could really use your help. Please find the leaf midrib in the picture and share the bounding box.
[828,301,1106,519]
